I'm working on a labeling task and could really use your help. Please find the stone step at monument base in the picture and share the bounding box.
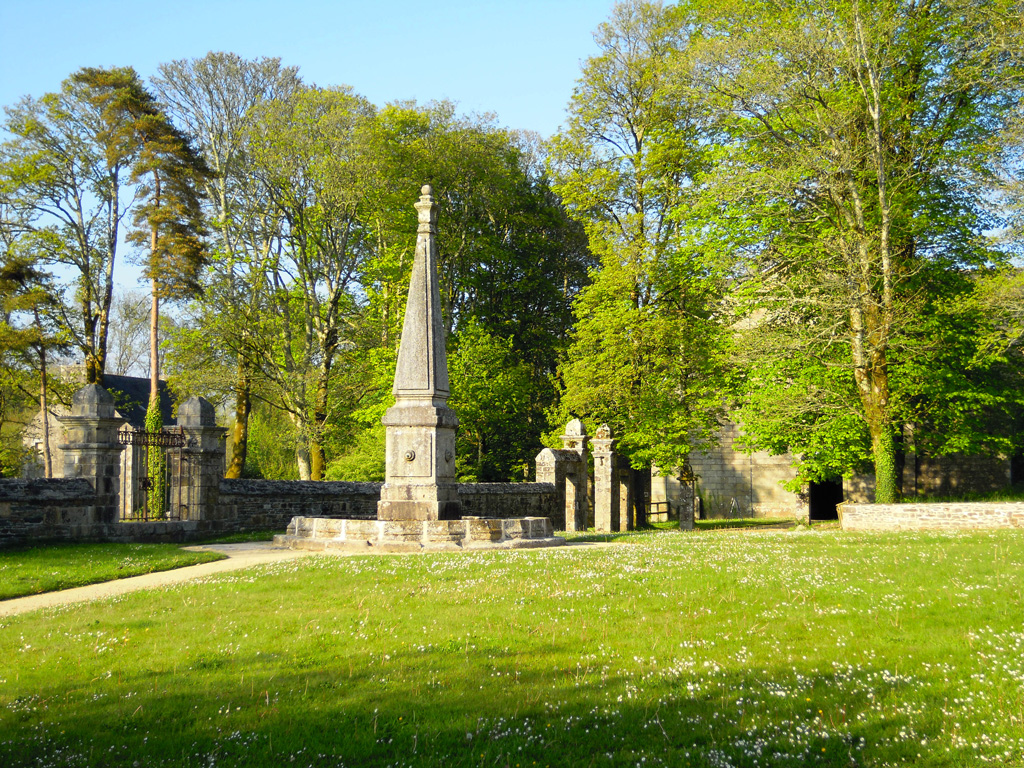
[274,516,565,553]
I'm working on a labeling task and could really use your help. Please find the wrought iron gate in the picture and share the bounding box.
[118,426,195,521]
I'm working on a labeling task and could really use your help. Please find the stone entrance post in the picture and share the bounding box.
[174,396,226,520]
[377,185,461,521]
[58,384,126,524]
[591,424,620,532]
[560,419,589,532]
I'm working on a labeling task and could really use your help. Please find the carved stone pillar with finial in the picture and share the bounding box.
[377,185,462,521]
[591,423,619,532]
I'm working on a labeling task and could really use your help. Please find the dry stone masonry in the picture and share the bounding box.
[840,502,1024,531]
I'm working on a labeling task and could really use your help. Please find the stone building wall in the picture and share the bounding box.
[687,423,802,519]
[845,454,1012,503]
[840,501,1024,531]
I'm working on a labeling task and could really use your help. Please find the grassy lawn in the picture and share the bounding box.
[695,517,800,531]
[0,543,226,601]
[1,529,1022,767]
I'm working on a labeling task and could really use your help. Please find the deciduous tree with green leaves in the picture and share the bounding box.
[682,0,1024,500]
[0,71,135,384]
[72,66,210,513]
[547,0,733,472]
[153,52,302,478]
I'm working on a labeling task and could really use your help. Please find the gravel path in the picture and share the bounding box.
[0,542,314,619]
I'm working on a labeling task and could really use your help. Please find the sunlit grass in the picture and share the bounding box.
[1,529,1022,767]
[0,543,225,600]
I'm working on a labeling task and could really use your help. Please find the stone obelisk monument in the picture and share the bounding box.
[377,185,462,521]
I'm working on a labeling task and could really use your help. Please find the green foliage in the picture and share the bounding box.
[547,1,732,470]
[323,349,393,483]
[448,319,536,481]
[143,401,166,516]
[243,405,300,480]
[0,70,129,382]
[0,207,69,477]
[679,0,1024,497]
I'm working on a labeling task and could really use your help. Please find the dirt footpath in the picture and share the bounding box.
[0,542,314,619]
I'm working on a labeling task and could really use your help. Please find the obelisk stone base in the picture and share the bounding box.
[376,402,461,521]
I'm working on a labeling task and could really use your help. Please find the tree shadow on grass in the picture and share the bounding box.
[0,641,963,768]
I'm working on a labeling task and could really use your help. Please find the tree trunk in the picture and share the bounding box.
[309,438,325,481]
[295,445,312,481]
[224,359,251,479]
[309,373,330,481]
[38,344,52,478]
[870,423,899,504]
[150,277,159,401]
[856,358,899,504]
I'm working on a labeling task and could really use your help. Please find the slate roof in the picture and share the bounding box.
[102,375,176,429]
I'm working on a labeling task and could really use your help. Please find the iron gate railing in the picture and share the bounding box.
[117,426,196,521]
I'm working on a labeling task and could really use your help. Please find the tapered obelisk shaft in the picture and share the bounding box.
[392,185,451,403]
[377,185,461,521]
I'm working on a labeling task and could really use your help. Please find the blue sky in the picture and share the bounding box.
[0,0,615,139]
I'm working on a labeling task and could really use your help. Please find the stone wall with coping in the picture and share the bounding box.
[0,479,97,546]
[0,478,561,547]
[839,501,1024,531]
[458,483,556,520]
[215,479,383,529]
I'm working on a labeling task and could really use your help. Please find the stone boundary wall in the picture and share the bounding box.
[458,483,557,522]
[839,502,1024,531]
[0,479,98,546]
[215,479,383,530]
[0,478,560,547]
[688,422,802,519]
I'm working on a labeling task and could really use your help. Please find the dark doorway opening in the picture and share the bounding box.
[809,478,843,521]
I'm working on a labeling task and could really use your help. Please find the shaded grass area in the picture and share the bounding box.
[1,529,1023,767]
[193,530,279,545]
[901,484,1024,503]
[695,517,799,531]
[0,543,225,601]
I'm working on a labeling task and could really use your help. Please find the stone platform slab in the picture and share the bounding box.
[274,516,565,552]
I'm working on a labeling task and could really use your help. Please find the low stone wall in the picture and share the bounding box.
[216,479,383,530]
[217,480,558,530]
[458,483,558,522]
[0,479,98,546]
[276,515,561,552]
[0,477,561,547]
[839,502,1024,531]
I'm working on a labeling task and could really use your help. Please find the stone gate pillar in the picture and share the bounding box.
[591,424,620,533]
[560,419,589,532]
[58,384,126,524]
[535,448,569,530]
[175,397,226,521]
[618,465,634,531]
